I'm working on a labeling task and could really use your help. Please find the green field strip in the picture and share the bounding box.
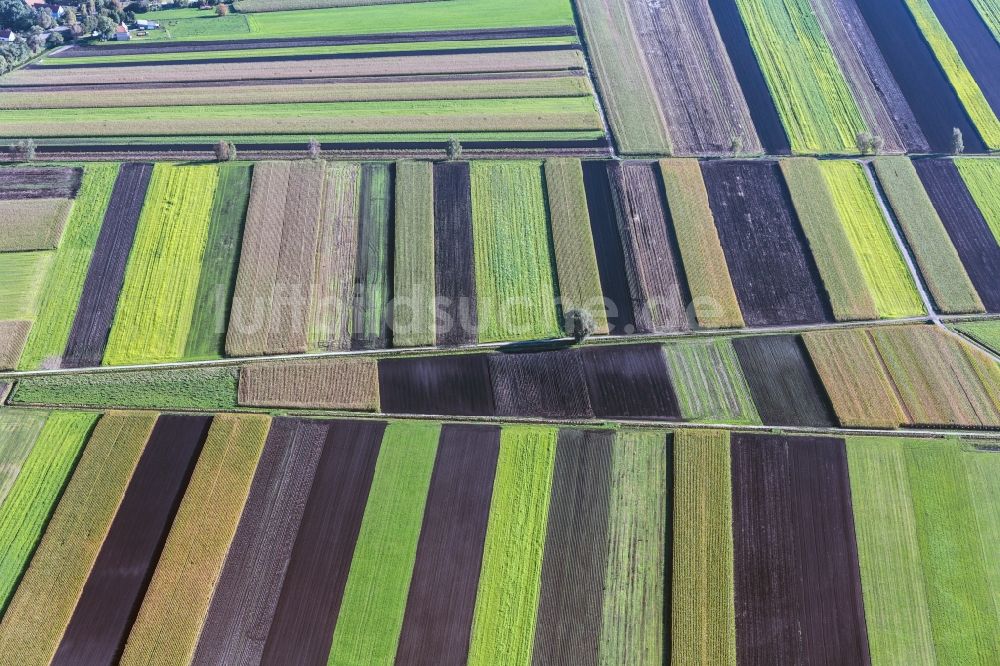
[0,98,602,139]
[234,0,446,12]
[0,411,97,614]
[780,158,877,320]
[11,366,239,411]
[44,36,580,66]
[659,159,743,329]
[393,161,436,347]
[954,320,1000,355]
[328,421,439,666]
[735,0,868,153]
[905,439,1000,662]
[103,164,220,365]
[0,251,54,320]
[819,161,924,318]
[963,444,1000,629]
[955,158,1000,244]
[309,162,360,353]
[871,157,983,314]
[600,430,668,665]
[846,437,936,665]
[803,329,908,429]
[574,0,671,154]
[353,163,393,349]
[17,164,119,371]
[968,0,1000,41]
[120,413,269,666]
[471,161,561,342]
[903,0,1000,150]
[184,163,253,361]
[662,340,760,426]
[543,158,609,335]
[0,411,156,663]
[0,410,49,505]
[467,425,557,665]
[672,430,735,666]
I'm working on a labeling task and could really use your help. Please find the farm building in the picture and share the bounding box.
[113,22,130,41]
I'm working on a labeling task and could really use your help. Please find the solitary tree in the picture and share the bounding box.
[870,134,884,155]
[951,127,964,155]
[216,3,228,16]
[307,137,321,159]
[214,140,236,161]
[564,308,596,344]
[856,131,872,154]
[446,137,462,161]
[12,138,36,162]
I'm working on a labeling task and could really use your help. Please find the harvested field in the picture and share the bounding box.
[185,163,252,361]
[532,428,612,665]
[0,320,30,371]
[807,0,927,152]
[0,252,53,320]
[608,161,690,333]
[659,159,742,329]
[0,411,97,613]
[11,366,239,411]
[0,76,593,110]
[905,0,1000,149]
[702,160,831,327]
[731,433,869,664]
[0,411,156,664]
[328,421,439,665]
[897,439,1000,661]
[2,51,586,87]
[870,325,1000,427]
[467,425,556,665]
[733,334,836,427]
[17,164,118,371]
[819,160,924,318]
[378,353,495,416]
[239,358,380,411]
[543,159,608,335]
[226,161,324,356]
[662,339,760,425]
[624,0,761,155]
[392,161,435,347]
[802,328,908,428]
[672,429,736,666]
[121,414,270,666]
[600,430,669,664]
[0,167,81,200]
[103,164,220,365]
[583,161,635,334]
[580,343,680,419]
[779,158,877,321]
[854,0,985,152]
[51,414,210,666]
[733,0,867,153]
[846,436,936,665]
[433,161,477,345]
[62,163,153,369]
[0,199,72,252]
[352,163,394,349]
[488,350,594,419]
[871,157,984,314]
[955,157,1000,242]
[573,0,671,154]
[310,162,361,352]
[705,0,790,153]
[915,159,1000,312]
[261,420,384,664]
[192,417,328,665]
[470,161,560,342]
[395,423,500,666]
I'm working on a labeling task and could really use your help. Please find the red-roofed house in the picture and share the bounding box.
[114,22,130,41]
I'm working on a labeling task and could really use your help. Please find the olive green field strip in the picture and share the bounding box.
[954,320,1000,356]
[0,321,30,372]
[0,199,73,253]
[393,160,436,347]
[352,162,394,350]
[0,409,998,662]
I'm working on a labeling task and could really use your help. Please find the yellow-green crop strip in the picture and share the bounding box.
[103,164,220,365]
[0,252,53,321]
[819,161,924,318]
[955,158,1000,244]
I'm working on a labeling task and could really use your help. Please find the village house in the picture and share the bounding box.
[114,21,130,40]
[0,29,16,42]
